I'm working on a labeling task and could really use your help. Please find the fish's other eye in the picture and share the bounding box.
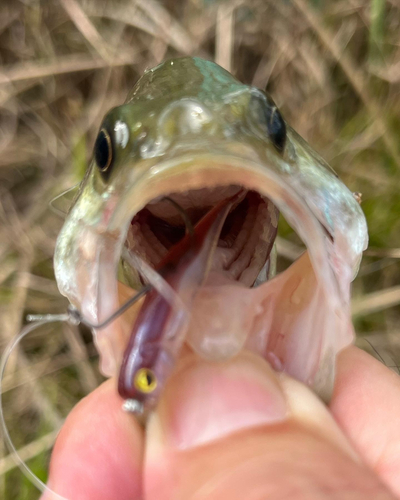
[251,93,287,153]
[94,128,113,177]
[134,368,158,393]
[262,99,286,152]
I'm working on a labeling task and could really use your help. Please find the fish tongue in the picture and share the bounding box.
[118,196,235,401]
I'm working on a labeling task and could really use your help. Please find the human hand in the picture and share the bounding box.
[41,346,400,499]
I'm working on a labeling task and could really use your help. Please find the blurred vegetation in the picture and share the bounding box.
[0,0,399,498]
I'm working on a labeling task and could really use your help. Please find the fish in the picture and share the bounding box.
[53,56,368,414]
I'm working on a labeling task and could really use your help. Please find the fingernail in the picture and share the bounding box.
[279,374,361,462]
[148,351,288,451]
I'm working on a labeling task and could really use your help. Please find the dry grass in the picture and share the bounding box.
[0,0,400,497]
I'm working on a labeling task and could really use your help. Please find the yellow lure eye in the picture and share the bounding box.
[134,368,158,393]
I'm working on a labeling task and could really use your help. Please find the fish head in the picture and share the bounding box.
[54,56,368,402]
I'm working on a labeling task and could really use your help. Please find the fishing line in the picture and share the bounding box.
[0,284,151,500]
[0,318,69,500]
[363,338,400,376]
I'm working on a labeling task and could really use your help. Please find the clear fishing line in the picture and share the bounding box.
[0,317,70,500]
[0,284,153,500]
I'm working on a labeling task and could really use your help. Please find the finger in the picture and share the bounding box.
[40,378,144,500]
[144,351,395,500]
[330,346,400,497]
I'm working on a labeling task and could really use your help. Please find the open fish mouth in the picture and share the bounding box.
[110,173,342,406]
[54,152,360,409]
[124,186,277,287]
[117,186,279,399]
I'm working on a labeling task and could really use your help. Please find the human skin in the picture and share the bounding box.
[41,346,400,500]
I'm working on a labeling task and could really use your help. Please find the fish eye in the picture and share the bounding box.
[134,368,158,393]
[251,93,287,153]
[94,128,113,176]
[262,98,286,153]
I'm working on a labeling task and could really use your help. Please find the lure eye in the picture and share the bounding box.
[94,128,113,175]
[134,368,158,394]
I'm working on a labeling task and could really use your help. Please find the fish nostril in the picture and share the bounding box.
[159,99,215,137]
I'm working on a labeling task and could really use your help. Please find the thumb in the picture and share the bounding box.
[144,351,394,500]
